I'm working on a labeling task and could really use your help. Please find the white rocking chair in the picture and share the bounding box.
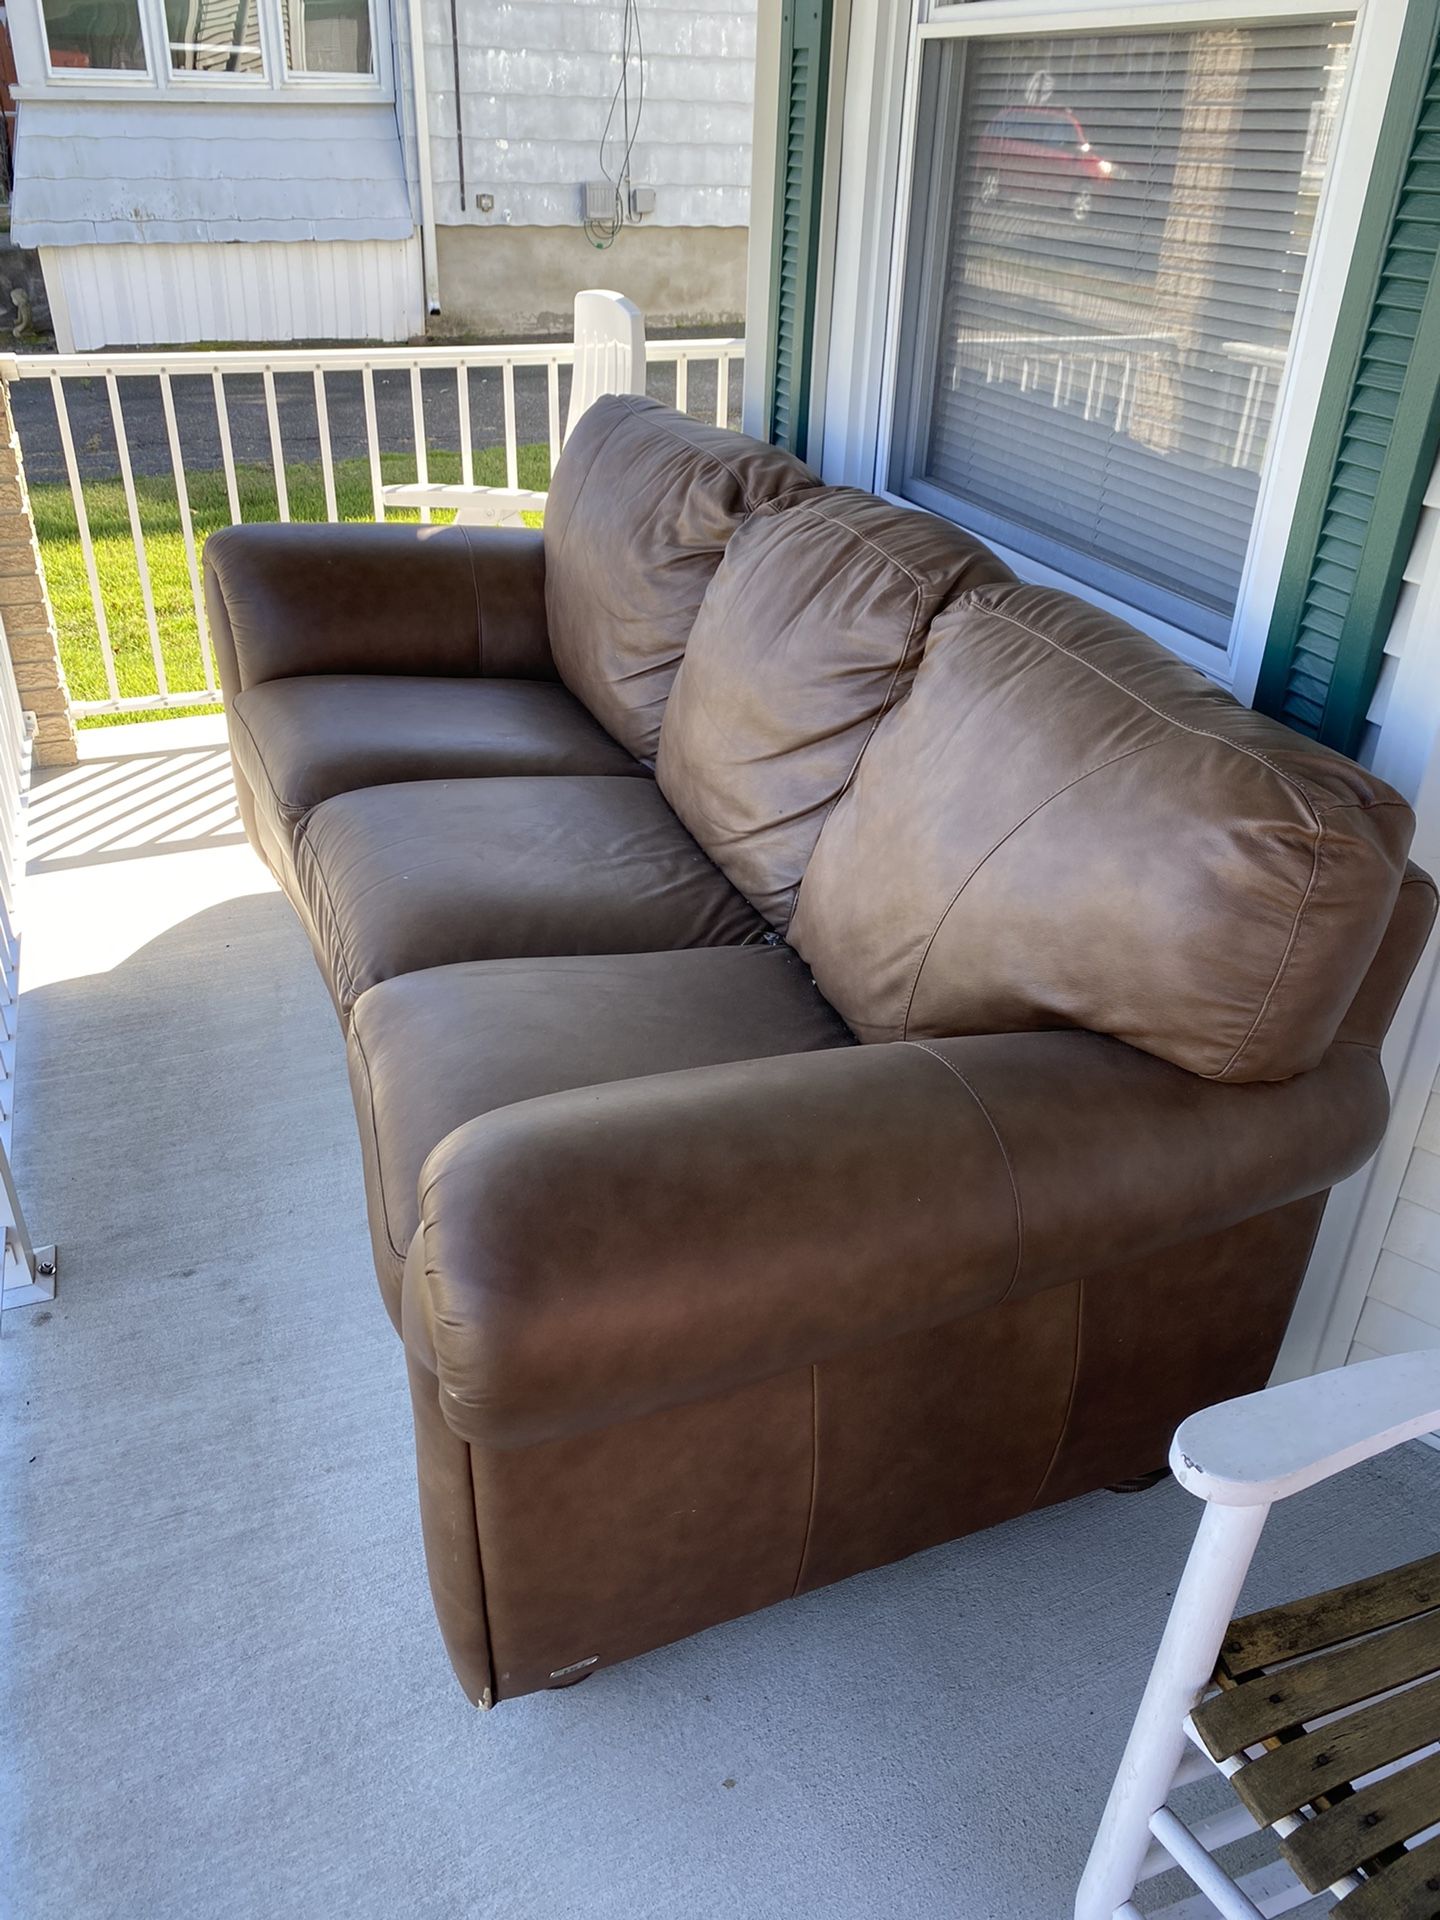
[1078,1348,1440,1919]
[382,289,646,527]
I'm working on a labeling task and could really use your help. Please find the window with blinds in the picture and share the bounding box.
[889,18,1355,646]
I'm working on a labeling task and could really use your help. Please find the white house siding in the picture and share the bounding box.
[11,100,414,245]
[414,0,755,229]
[1327,445,1440,1372]
[39,236,424,349]
[11,99,417,345]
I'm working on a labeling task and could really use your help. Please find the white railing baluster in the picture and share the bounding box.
[212,371,242,523]
[547,359,561,474]
[261,367,289,522]
[104,371,167,699]
[361,365,385,521]
[158,370,214,694]
[457,364,474,488]
[502,361,519,491]
[409,363,430,524]
[47,373,119,703]
[313,367,338,522]
[8,335,742,719]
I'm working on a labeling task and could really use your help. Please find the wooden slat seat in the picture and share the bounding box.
[1188,1552,1440,1909]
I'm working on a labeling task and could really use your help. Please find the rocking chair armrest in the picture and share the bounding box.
[1171,1348,1440,1508]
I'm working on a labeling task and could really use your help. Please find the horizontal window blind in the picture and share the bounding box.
[891,19,1354,645]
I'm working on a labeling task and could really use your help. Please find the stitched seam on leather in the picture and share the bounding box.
[771,501,942,599]
[462,1435,500,1704]
[905,1040,1024,1301]
[966,599,1340,815]
[1033,1281,1085,1507]
[227,698,307,825]
[546,403,630,573]
[293,820,363,1013]
[1212,809,1325,1081]
[898,741,1159,1039]
[790,1365,821,1599]
[780,573,929,929]
[457,525,487,672]
[611,393,807,513]
[348,1016,407,1266]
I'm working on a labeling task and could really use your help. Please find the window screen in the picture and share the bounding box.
[890,20,1354,645]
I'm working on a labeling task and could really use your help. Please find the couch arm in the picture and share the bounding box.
[204,522,552,699]
[405,1030,1390,1451]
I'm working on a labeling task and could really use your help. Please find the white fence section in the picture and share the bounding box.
[0,610,52,1321]
[0,336,745,720]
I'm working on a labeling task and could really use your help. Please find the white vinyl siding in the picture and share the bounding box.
[39,235,423,348]
[412,0,756,228]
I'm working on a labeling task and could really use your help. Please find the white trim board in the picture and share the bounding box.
[819,0,1406,695]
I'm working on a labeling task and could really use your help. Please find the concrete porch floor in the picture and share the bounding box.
[2,716,1439,1920]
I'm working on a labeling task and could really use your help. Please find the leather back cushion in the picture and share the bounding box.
[789,582,1415,1081]
[544,395,818,762]
[657,490,1015,928]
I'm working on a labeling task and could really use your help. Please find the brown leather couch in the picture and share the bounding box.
[206,394,1436,1709]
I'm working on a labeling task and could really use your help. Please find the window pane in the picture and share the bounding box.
[891,21,1354,644]
[166,0,262,73]
[283,0,372,74]
[42,0,146,70]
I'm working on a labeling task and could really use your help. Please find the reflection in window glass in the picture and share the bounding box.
[166,0,263,73]
[282,0,371,74]
[42,0,146,71]
[891,21,1354,644]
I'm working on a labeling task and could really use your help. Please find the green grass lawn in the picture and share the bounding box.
[30,444,551,726]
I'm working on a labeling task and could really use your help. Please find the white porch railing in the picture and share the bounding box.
[0,606,53,1321]
[0,336,745,720]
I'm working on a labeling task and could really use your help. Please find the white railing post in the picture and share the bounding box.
[1,336,743,720]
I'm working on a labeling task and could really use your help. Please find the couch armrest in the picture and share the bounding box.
[405,1030,1390,1450]
[204,522,552,698]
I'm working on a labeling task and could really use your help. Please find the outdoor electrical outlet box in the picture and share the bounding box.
[629,184,656,219]
[583,181,616,222]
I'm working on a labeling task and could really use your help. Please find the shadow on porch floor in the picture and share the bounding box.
[2,717,1437,1920]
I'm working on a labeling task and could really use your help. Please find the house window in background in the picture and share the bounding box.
[282,0,371,74]
[889,18,1355,647]
[40,0,147,69]
[166,0,262,73]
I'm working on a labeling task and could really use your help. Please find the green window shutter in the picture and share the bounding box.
[765,0,834,460]
[1256,0,1440,755]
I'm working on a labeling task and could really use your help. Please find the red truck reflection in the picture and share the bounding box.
[976,106,1116,222]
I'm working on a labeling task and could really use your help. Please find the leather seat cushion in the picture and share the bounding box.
[294,774,765,1018]
[790,581,1415,1081]
[544,395,818,764]
[229,673,641,854]
[347,944,854,1323]
[657,489,1015,929]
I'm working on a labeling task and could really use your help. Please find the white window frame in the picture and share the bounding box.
[824,0,1410,696]
[19,0,389,102]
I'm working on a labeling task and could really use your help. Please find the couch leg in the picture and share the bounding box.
[1108,1468,1171,1494]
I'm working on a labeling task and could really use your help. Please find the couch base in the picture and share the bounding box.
[408,1192,1324,1705]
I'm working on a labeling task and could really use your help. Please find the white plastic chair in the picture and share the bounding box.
[383,289,646,527]
[1077,1348,1440,1919]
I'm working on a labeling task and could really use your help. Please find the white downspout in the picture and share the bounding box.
[407,0,441,316]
